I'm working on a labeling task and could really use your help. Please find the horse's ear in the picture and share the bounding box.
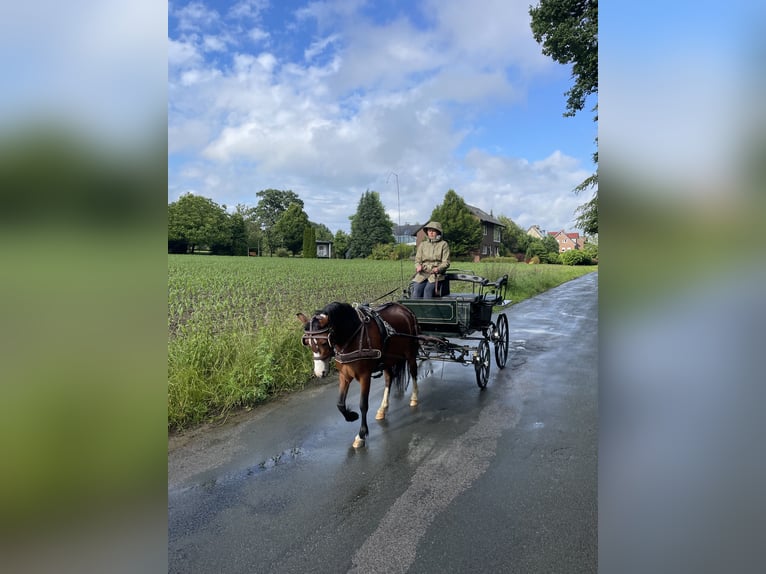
[296,312,308,325]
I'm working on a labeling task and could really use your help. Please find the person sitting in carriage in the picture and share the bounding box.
[411,221,451,298]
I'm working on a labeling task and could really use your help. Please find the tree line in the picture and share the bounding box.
[168,187,592,263]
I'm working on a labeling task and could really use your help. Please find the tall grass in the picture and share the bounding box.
[168,255,596,430]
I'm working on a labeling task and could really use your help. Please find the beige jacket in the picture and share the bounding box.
[414,237,450,283]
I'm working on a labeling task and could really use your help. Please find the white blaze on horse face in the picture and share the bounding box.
[313,357,330,378]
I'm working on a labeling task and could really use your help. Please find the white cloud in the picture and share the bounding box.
[202,35,227,52]
[248,27,270,43]
[304,34,340,61]
[168,0,592,234]
[173,0,220,32]
[169,37,202,67]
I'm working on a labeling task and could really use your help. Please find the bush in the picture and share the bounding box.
[369,243,413,260]
[560,250,592,265]
[275,248,291,257]
[542,252,560,264]
[583,242,598,260]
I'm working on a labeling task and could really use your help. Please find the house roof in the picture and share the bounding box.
[393,223,422,237]
[467,205,505,226]
[548,230,580,240]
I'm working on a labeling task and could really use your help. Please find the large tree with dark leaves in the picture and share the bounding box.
[429,190,482,258]
[273,202,310,254]
[530,0,598,235]
[254,189,303,255]
[348,190,395,258]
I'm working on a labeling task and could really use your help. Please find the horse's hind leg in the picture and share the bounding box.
[375,370,392,420]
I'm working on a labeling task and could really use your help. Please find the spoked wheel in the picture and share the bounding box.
[494,313,509,369]
[474,338,491,389]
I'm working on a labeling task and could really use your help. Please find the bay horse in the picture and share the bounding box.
[297,301,421,448]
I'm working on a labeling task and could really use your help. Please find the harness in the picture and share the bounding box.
[303,304,398,365]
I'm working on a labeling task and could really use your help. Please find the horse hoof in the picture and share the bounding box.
[353,436,365,448]
[410,399,418,407]
[375,409,386,420]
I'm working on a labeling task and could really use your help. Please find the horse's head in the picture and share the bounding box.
[297,311,334,378]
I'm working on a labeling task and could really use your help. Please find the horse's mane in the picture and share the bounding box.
[321,301,358,326]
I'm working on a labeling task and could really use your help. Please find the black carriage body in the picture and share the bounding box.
[399,294,492,337]
[398,271,511,388]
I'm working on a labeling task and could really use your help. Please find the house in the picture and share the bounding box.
[467,205,504,259]
[393,223,421,245]
[526,225,547,240]
[315,240,333,258]
[411,205,505,260]
[548,230,584,253]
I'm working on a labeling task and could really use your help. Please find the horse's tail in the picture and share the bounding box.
[390,360,410,393]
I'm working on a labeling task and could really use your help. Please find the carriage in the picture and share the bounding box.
[398,270,511,388]
[298,269,512,447]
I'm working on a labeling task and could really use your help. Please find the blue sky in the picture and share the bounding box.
[168,0,597,234]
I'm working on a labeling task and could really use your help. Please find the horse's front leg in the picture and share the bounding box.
[337,369,359,422]
[353,373,371,448]
[375,370,391,420]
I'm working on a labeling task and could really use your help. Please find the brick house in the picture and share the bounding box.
[548,230,584,253]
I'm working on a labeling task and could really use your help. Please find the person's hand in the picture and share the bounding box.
[431,268,438,274]
[416,264,423,273]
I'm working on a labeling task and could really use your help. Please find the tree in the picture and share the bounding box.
[542,234,559,254]
[273,202,310,254]
[168,193,229,253]
[429,190,482,258]
[574,192,598,236]
[254,189,302,255]
[311,222,334,241]
[498,215,530,257]
[529,0,597,118]
[348,190,395,258]
[333,229,350,259]
[228,212,249,256]
[525,238,548,261]
[530,0,598,234]
[234,203,262,255]
[302,225,317,258]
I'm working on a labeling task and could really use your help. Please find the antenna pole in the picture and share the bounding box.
[387,172,404,292]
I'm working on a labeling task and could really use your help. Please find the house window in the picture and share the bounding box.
[493,227,501,242]
[482,224,487,236]
[482,245,488,255]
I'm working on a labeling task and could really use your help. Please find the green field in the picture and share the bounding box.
[168,255,596,430]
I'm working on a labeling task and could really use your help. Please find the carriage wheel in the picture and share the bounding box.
[474,339,491,389]
[494,313,509,369]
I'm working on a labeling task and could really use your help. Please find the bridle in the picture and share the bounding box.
[301,315,336,360]
[301,308,377,364]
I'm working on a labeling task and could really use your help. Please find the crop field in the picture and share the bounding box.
[168,255,596,430]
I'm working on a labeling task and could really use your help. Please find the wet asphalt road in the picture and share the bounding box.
[168,272,598,574]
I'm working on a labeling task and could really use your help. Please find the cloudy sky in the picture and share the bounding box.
[168,0,597,234]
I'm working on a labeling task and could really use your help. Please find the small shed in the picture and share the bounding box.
[316,240,333,258]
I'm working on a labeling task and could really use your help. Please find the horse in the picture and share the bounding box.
[297,301,422,448]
